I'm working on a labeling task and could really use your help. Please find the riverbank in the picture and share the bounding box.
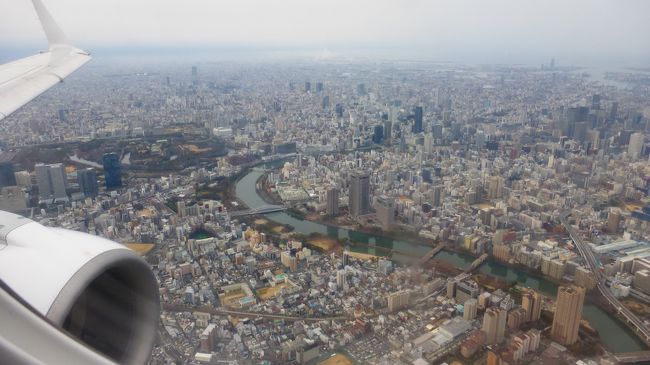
[257,170,439,248]
[235,164,648,352]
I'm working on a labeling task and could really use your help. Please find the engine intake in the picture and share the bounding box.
[0,211,160,364]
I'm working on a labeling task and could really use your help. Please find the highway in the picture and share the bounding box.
[163,303,350,322]
[561,214,650,348]
[229,204,286,217]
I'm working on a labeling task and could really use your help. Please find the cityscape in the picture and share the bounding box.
[1,55,650,365]
[11,0,650,359]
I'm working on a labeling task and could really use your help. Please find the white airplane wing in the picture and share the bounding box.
[0,3,159,364]
[0,0,91,121]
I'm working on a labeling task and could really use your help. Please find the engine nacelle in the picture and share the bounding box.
[0,211,160,364]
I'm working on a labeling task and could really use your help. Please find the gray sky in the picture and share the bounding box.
[2,0,649,65]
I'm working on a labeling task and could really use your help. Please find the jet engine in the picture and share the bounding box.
[0,211,160,364]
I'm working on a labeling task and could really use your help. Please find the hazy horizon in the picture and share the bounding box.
[1,0,649,67]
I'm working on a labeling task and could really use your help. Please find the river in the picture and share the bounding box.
[235,165,646,352]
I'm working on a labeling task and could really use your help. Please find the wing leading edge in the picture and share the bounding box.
[0,0,91,121]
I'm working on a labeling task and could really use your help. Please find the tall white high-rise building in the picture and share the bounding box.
[628,132,644,159]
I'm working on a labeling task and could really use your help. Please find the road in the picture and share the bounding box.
[561,213,650,347]
[229,204,286,217]
[614,351,650,363]
[163,303,350,322]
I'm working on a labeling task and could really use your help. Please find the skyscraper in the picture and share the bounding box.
[349,172,370,217]
[551,286,585,345]
[103,153,122,189]
[35,164,51,199]
[35,163,67,201]
[78,168,99,197]
[383,120,392,145]
[488,176,504,199]
[326,188,339,216]
[482,307,507,345]
[375,196,394,231]
[399,134,407,152]
[191,66,198,85]
[607,209,622,233]
[342,250,350,266]
[335,104,344,118]
[521,289,542,322]
[357,83,366,96]
[447,279,456,299]
[591,94,601,110]
[422,168,432,184]
[387,290,410,312]
[431,185,444,207]
[610,102,619,121]
[432,123,443,139]
[412,106,423,133]
[321,95,330,110]
[372,124,384,144]
[14,171,31,187]
[628,132,644,159]
[49,164,67,200]
[0,162,16,187]
[463,298,478,321]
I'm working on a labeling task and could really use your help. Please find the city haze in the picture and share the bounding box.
[2,0,650,66]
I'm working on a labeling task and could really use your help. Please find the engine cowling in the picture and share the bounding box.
[0,211,160,364]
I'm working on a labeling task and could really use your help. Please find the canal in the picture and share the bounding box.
[235,166,646,352]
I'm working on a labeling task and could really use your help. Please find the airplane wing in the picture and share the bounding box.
[0,0,91,121]
[0,3,159,364]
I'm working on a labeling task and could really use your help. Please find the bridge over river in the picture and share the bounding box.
[230,204,286,217]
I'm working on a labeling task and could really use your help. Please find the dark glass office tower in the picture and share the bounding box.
[372,125,384,144]
[102,153,122,189]
[0,162,16,187]
[349,172,370,217]
[412,106,423,133]
[78,168,99,197]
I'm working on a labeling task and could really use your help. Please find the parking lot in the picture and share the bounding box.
[346,334,391,364]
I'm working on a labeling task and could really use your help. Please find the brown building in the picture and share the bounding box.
[492,244,511,262]
[199,324,217,352]
[461,329,486,358]
[574,267,596,290]
[483,307,507,345]
[487,346,515,365]
[541,257,566,280]
[521,289,543,322]
[551,286,585,345]
[607,209,622,233]
[487,348,501,365]
[507,307,527,330]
